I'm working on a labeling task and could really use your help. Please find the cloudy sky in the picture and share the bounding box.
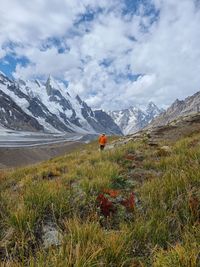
[0,0,200,110]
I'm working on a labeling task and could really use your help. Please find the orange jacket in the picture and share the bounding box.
[99,135,107,145]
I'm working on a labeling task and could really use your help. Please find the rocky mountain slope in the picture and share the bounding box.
[149,91,200,127]
[0,72,122,135]
[108,102,163,135]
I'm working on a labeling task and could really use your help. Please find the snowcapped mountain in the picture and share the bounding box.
[0,72,122,135]
[108,102,163,135]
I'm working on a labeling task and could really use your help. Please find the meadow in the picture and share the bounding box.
[0,132,199,266]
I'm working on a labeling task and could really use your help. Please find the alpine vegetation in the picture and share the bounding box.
[0,114,199,266]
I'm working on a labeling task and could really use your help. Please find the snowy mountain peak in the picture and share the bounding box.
[130,106,140,112]
[0,72,122,135]
[35,79,41,87]
[46,75,60,95]
[0,71,12,84]
[147,101,157,109]
[108,102,163,135]
[75,94,82,104]
[17,78,26,86]
[145,101,163,117]
[0,71,6,78]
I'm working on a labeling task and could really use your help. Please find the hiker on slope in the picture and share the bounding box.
[99,133,107,151]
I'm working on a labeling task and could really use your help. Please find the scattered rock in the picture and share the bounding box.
[160,146,172,154]
[131,133,143,138]
[12,181,24,192]
[131,163,137,169]
[147,141,159,147]
[42,171,58,180]
[42,222,63,249]
[135,196,143,211]
[160,146,172,153]
[106,137,136,150]
[125,152,144,162]
[156,146,172,156]
[105,144,115,150]
[134,152,145,162]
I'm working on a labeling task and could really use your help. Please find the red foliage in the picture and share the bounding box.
[125,154,135,161]
[103,189,120,198]
[121,192,135,211]
[96,194,116,217]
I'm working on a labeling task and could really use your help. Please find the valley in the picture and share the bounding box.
[0,131,100,168]
[0,140,83,169]
[0,131,83,148]
[0,1,199,266]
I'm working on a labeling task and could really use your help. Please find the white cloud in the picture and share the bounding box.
[0,47,6,59]
[14,46,81,79]
[0,0,118,44]
[0,0,200,111]
[130,0,200,105]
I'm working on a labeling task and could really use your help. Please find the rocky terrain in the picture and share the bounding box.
[107,112,200,149]
[150,90,200,127]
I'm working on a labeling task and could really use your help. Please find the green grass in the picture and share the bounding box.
[0,133,199,266]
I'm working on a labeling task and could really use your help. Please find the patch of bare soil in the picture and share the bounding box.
[0,141,84,169]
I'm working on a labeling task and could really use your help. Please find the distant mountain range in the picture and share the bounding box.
[0,72,122,135]
[149,91,200,128]
[108,102,163,135]
[110,90,200,135]
[2,71,198,137]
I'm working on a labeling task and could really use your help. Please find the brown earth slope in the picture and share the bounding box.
[0,141,83,168]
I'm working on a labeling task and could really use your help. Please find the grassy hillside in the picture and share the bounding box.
[0,132,199,266]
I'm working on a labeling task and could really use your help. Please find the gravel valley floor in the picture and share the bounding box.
[0,141,84,168]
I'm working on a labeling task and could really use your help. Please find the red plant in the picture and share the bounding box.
[96,194,116,217]
[121,192,135,211]
[103,189,120,198]
[125,154,135,161]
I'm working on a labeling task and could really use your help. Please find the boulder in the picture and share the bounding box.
[42,222,63,249]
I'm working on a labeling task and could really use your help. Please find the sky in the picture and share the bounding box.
[0,0,200,111]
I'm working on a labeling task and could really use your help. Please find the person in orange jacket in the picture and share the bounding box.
[98,133,107,151]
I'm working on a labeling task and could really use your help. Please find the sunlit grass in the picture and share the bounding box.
[0,132,199,266]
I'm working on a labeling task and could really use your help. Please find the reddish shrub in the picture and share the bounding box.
[96,194,116,217]
[125,154,135,161]
[103,189,120,198]
[121,192,135,211]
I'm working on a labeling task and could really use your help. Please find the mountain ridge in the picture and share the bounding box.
[108,102,163,135]
[149,90,200,128]
[0,72,122,135]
